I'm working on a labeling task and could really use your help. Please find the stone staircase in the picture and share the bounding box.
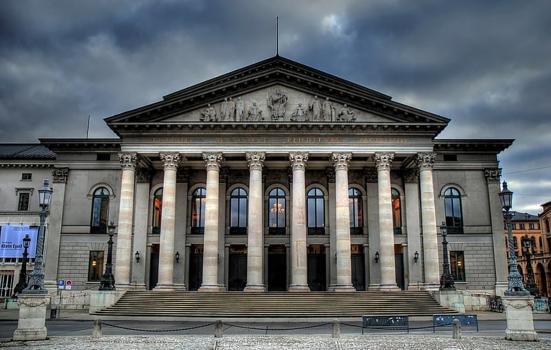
[93,290,456,318]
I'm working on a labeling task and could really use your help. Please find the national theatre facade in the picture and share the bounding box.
[0,56,513,302]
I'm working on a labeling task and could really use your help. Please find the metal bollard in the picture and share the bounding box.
[92,319,102,339]
[214,320,224,338]
[332,319,341,338]
[452,318,462,339]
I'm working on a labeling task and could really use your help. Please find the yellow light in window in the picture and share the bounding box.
[92,260,97,267]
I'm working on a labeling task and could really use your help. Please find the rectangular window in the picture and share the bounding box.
[529,223,535,230]
[21,173,32,181]
[88,251,104,282]
[519,223,525,230]
[450,251,465,282]
[18,192,30,211]
[96,153,111,161]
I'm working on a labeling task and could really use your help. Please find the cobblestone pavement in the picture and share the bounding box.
[1,335,550,350]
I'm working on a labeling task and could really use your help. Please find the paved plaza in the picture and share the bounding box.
[1,335,551,350]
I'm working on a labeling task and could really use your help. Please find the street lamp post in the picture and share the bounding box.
[521,235,540,296]
[499,181,529,296]
[439,222,455,290]
[23,179,53,294]
[12,234,31,296]
[99,221,116,290]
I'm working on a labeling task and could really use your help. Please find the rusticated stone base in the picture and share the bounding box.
[503,296,538,342]
[13,294,50,341]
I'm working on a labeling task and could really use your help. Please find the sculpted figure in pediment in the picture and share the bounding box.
[220,97,234,121]
[308,95,322,121]
[322,97,335,121]
[247,101,263,121]
[235,97,245,121]
[200,103,217,122]
[337,104,356,122]
[267,88,288,121]
[291,103,306,122]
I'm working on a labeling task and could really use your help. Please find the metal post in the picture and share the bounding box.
[214,320,223,338]
[503,209,529,296]
[93,319,102,339]
[13,235,30,296]
[439,223,455,290]
[99,222,116,290]
[452,318,462,339]
[522,235,539,296]
[23,205,48,294]
[332,319,341,338]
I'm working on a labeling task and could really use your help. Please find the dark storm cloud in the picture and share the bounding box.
[0,0,550,212]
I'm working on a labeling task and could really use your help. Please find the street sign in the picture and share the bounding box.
[65,280,72,290]
[58,280,65,290]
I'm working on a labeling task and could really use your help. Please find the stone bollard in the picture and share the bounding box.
[452,318,462,339]
[332,319,341,338]
[214,320,223,338]
[92,319,102,339]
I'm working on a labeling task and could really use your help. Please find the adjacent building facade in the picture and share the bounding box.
[0,56,513,304]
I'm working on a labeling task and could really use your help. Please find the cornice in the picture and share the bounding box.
[0,162,54,168]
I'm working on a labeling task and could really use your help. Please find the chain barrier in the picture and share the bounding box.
[101,322,215,333]
[224,322,332,332]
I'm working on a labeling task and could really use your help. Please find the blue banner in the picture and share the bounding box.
[0,225,38,258]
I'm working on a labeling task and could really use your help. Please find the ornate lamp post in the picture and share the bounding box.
[499,181,529,296]
[521,234,540,296]
[23,179,52,294]
[13,234,31,296]
[439,222,455,290]
[99,221,116,290]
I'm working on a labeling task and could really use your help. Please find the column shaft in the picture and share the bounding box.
[332,153,354,291]
[155,153,180,290]
[132,169,150,289]
[199,152,224,291]
[375,153,399,290]
[245,152,265,291]
[404,173,423,289]
[115,153,137,288]
[418,152,440,290]
[289,152,310,292]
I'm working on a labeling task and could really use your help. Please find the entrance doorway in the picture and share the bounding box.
[395,252,405,290]
[268,245,287,291]
[228,245,247,291]
[351,244,365,291]
[307,244,326,291]
[148,244,159,290]
[188,245,203,291]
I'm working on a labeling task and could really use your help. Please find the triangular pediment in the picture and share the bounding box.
[105,56,449,130]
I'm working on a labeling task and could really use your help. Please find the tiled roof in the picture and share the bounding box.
[511,211,539,221]
[0,144,56,160]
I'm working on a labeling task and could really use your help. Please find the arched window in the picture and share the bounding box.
[349,188,363,235]
[444,187,463,234]
[307,187,325,235]
[90,187,110,234]
[391,189,402,234]
[230,187,247,234]
[152,188,163,234]
[545,219,550,233]
[191,187,206,234]
[268,187,286,235]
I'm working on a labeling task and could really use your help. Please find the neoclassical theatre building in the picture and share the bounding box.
[0,56,513,299]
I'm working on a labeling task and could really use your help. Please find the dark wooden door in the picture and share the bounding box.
[148,245,159,290]
[228,252,247,291]
[395,253,405,290]
[188,245,203,291]
[307,245,326,291]
[351,252,365,291]
[268,246,287,291]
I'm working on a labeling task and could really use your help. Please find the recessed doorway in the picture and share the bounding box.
[268,245,287,291]
[307,244,326,291]
[228,245,247,291]
[188,244,203,291]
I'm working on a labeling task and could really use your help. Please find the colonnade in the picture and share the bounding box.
[113,151,439,291]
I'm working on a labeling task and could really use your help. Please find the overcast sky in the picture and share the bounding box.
[1,0,550,213]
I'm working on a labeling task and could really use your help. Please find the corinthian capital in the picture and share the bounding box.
[331,152,352,171]
[203,152,223,171]
[375,152,394,171]
[289,152,309,170]
[119,152,137,170]
[160,153,181,170]
[417,152,436,170]
[246,152,266,171]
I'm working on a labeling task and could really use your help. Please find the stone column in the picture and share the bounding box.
[155,153,180,290]
[375,153,399,291]
[365,168,381,289]
[245,152,266,292]
[199,152,224,292]
[332,153,355,291]
[44,168,68,289]
[289,152,310,292]
[327,167,337,290]
[404,169,423,289]
[485,168,508,296]
[174,170,189,290]
[131,168,151,289]
[115,152,137,288]
[418,152,440,290]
